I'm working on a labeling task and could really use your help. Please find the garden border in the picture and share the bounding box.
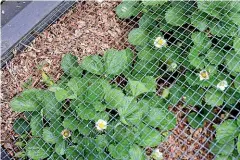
[1,1,76,68]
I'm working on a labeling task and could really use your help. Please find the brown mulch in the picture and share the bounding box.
[1,1,215,159]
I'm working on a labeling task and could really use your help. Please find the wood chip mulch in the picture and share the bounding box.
[1,1,215,159]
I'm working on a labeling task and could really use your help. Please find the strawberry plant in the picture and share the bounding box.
[11,50,177,159]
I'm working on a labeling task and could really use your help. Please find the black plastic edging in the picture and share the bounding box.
[1,1,76,68]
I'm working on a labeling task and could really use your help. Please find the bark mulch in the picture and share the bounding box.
[1,1,215,159]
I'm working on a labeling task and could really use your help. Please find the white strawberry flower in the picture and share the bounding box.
[61,129,71,139]
[151,149,163,160]
[154,36,167,49]
[199,70,209,81]
[96,119,107,131]
[217,80,228,91]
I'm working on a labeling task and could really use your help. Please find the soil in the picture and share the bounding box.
[1,1,215,159]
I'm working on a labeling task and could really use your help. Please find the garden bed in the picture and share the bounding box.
[1,1,239,160]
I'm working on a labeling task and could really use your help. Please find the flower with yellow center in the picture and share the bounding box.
[217,80,228,91]
[199,70,209,81]
[154,36,167,48]
[96,119,107,131]
[61,129,71,139]
[151,149,163,160]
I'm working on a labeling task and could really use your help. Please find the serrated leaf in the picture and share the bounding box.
[137,123,163,147]
[165,6,190,26]
[55,139,66,156]
[128,28,148,46]
[61,54,78,75]
[210,139,235,156]
[43,127,57,144]
[104,87,125,109]
[65,146,83,160]
[10,89,42,112]
[81,55,104,75]
[109,143,130,159]
[191,32,212,53]
[145,107,176,130]
[95,135,109,152]
[129,144,146,160]
[209,19,238,37]
[142,0,167,6]
[118,97,143,125]
[76,103,96,120]
[128,76,156,97]
[104,48,133,76]
[205,88,224,106]
[62,116,79,131]
[191,10,209,31]
[225,54,240,73]
[233,37,240,54]
[187,112,204,129]
[77,120,93,136]
[215,119,238,144]
[224,87,240,105]
[115,1,139,19]
[26,138,51,159]
[67,77,85,97]
[183,88,203,106]
[234,75,240,93]
[169,84,184,105]
[206,48,225,65]
[30,114,43,136]
[238,134,240,154]
[13,118,30,135]
[69,65,82,77]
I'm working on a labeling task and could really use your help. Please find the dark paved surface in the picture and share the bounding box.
[1,1,31,27]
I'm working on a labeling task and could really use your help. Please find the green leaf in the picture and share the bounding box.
[238,134,240,154]
[13,118,30,135]
[63,116,79,131]
[67,77,85,97]
[224,87,240,105]
[84,79,105,103]
[30,114,43,136]
[118,97,143,125]
[138,47,159,61]
[225,54,240,73]
[104,49,133,76]
[128,28,148,46]
[109,142,130,160]
[55,139,66,156]
[187,112,204,129]
[210,139,235,156]
[77,120,93,136]
[183,87,203,106]
[10,89,42,112]
[104,87,125,109]
[206,48,225,65]
[81,55,104,75]
[145,107,176,130]
[43,127,57,144]
[69,65,82,77]
[215,119,238,144]
[26,138,51,159]
[138,14,157,30]
[209,19,238,37]
[142,0,167,6]
[233,37,240,54]
[191,32,212,53]
[165,6,190,26]
[137,123,163,147]
[76,103,96,120]
[93,101,106,112]
[169,84,184,105]
[115,1,139,19]
[53,87,75,102]
[61,54,78,75]
[205,88,224,106]
[129,144,146,160]
[191,10,209,31]
[42,91,62,120]
[95,135,109,152]
[234,75,240,93]
[128,76,156,97]
[65,146,83,160]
